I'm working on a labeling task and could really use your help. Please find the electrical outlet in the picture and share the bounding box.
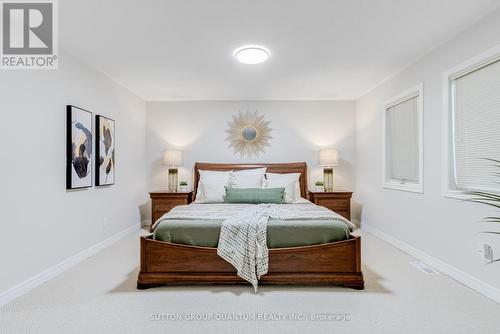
[477,242,493,262]
[102,218,109,229]
[483,244,493,263]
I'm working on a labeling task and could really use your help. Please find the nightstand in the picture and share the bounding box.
[149,191,193,231]
[308,191,352,220]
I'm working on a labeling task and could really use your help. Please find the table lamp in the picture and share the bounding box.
[163,149,183,192]
[319,149,340,192]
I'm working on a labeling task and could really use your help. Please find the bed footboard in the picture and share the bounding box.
[137,235,364,290]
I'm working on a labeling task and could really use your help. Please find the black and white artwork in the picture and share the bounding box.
[66,105,92,189]
[96,115,115,186]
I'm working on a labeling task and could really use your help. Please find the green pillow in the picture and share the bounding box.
[224,187,285,204]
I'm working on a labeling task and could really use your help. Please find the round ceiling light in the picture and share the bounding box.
[234,45,270,65]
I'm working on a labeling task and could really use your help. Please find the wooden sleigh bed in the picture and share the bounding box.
[137,162,364,290]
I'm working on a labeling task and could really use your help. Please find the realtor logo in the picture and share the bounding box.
[1,0,58,69]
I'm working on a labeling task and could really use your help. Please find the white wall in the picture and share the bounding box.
[146,101,356,212]
[355,9,500,292]
[0,51,147,294]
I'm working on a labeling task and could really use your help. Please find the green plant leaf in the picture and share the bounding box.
[467,198,500,206]
[484,158,500,165]
[479,231,500,235]
[466,199,500,210]
[485,258,500,265]
[484,217,500,223]
[464,158,500,230]
[466,191,500,201]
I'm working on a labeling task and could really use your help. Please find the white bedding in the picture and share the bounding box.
[153,200,354,229]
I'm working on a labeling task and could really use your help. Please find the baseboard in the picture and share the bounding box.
[0,223,140,307]
[363,223,500,304]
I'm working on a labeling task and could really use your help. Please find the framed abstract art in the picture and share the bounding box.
[95,115,115,186]
[66,105,93,189]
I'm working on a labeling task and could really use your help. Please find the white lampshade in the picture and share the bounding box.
[163,149,183,167]
[319,149,340,167]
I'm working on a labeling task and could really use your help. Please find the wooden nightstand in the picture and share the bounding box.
[308,191,352,220]
[149,191,193,231]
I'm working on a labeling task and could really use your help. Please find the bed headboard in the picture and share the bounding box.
[193,162,308,199]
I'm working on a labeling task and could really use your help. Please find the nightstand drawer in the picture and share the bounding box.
[308,191,352,221]
[154,199,187,211]
[153,205,175,217]
[150,191,193,231]
[315,198,349,210]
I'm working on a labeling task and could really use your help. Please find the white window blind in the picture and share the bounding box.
[451,59,500,192]
[386,96,419,183]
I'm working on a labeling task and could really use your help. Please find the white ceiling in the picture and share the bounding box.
[61,0,500,101]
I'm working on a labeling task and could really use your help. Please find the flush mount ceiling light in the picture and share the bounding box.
[234,45,270,65]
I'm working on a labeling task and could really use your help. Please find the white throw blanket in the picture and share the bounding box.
[216,205,270,291]
[155,203,355,291]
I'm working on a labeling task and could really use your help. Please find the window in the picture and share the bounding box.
[444,48,500,197]
[383,84,424,193]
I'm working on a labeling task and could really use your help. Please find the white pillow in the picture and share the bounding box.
[265,172,302,203]
[194,170,232,203]
[201,178,229,203]
[229,168,266,188]
[232,167,267,176]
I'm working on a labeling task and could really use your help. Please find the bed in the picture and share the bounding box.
[137,162,364,290]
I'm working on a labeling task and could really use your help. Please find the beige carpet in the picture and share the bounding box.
[1,228,499,334]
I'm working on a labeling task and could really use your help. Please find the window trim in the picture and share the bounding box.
[382,83,424,194]
[442,44,500,200]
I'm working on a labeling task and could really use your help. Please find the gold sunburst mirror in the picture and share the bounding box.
[225,110,272,158]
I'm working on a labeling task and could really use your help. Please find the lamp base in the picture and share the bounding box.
[168,168,178,192]
[323,168,334,192]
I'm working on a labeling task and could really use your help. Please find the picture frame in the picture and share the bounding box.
[95,115,115,186]
[66,105,93,189]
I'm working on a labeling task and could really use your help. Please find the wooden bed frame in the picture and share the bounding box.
[137,162,364,290]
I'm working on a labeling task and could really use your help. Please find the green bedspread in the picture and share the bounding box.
[153,218,350,248]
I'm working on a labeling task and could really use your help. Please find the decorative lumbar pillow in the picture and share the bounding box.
[194,170,233,203]
[224,187,285,204]
[265,172,301,203]
[229,167,267,188]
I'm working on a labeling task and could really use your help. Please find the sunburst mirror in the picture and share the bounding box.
[225,110,272,158]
